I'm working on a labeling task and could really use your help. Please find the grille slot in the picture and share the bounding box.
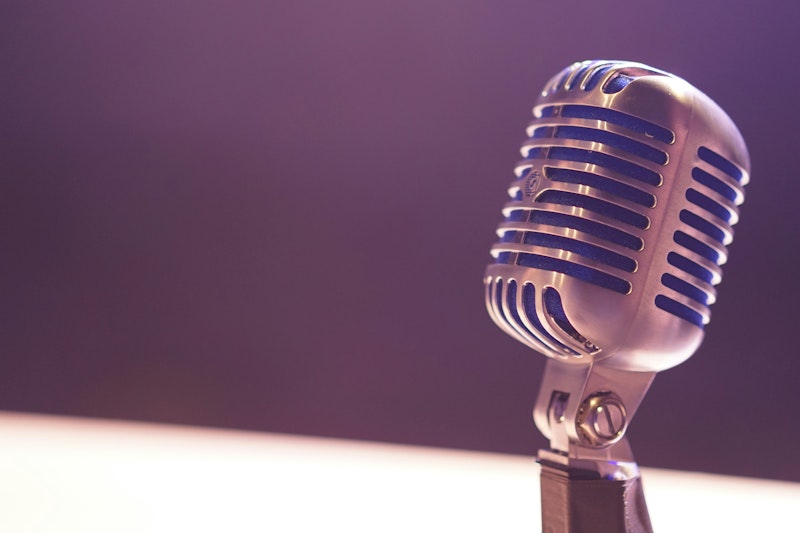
[667,252,717,285]
[520,282,577,354]
[546,167,656,208]
[513,254,632,294]
[655,295,704,328]
[565,63,594,90]
[543,287,598,352]
[504,279,544,347]
[686,188,734,223]
[527,210,643,250]
[531,126,668,164]
[522,232,637,272]
[679,209,728,244]
[528,146,662,187]
[534,190,649,229]
[691,167,740,203]
[584,65,612,91]
[673,230,721,263]
[661,273,710,305]
[698,146,745,183]
[539,104,675,143]
[604,74,634,93]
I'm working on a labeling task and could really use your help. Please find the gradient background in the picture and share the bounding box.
[2,2,798,482]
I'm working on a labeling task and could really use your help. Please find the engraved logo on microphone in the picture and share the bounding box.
[523,169,542,197]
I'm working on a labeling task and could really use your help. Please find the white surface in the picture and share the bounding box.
[0,412,797,532]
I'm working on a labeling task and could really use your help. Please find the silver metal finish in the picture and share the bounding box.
[483,60,750,532]
[577,391,627,447]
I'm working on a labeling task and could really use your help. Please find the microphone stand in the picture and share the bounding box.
[538,445,653,533]
[533,360,656,533]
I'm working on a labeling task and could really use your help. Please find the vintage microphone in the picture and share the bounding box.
[483,60,750,532]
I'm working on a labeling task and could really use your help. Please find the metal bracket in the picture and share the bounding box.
[533,359,655,460]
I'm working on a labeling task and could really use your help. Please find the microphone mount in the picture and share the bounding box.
[534,360,656,532]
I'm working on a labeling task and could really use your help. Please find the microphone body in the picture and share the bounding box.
[483,60,749,532]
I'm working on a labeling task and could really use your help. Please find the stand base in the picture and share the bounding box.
[540,460,654,533]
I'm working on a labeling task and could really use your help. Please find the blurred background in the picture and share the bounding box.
[1,1,798,482]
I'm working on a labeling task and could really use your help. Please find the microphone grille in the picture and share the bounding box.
[486,60,750,369]
[492,65,676,296]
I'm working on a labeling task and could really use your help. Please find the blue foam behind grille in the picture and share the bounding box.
[540,106,557,118]
[667,252,714,284]
[543,288,582,340]
[686,189,732,222]
[673,230,721,264]
[554,69,572,91]
[528,210,643,250]
[584,66,612,91]
[655,295,704,328]
[532,128,552,139]
[500,230,518,243]
[506,280,537,340]
[554,126,668,164]
[604,74,633,93]
[517,282,577,354]
[537,146,662,187]
[698,146,744,183]
[505,210,527,222]
[494,279,507,321]
[536,190,650,229]
[526,147,546,160]
[679,210,726,244]
[691,167,737,202]
[494,252,512,264]
[517,253,631,294]
[523,232,636,272]
[567,64,593,90]
[661,273,709,305]
[546,167,656,208]
[552,105,674,143]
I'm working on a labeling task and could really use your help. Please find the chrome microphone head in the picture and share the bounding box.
[485,60,750,374]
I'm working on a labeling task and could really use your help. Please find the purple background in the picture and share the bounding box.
[2,2,798,481]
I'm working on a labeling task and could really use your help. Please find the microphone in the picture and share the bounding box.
[483,60,749,532]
